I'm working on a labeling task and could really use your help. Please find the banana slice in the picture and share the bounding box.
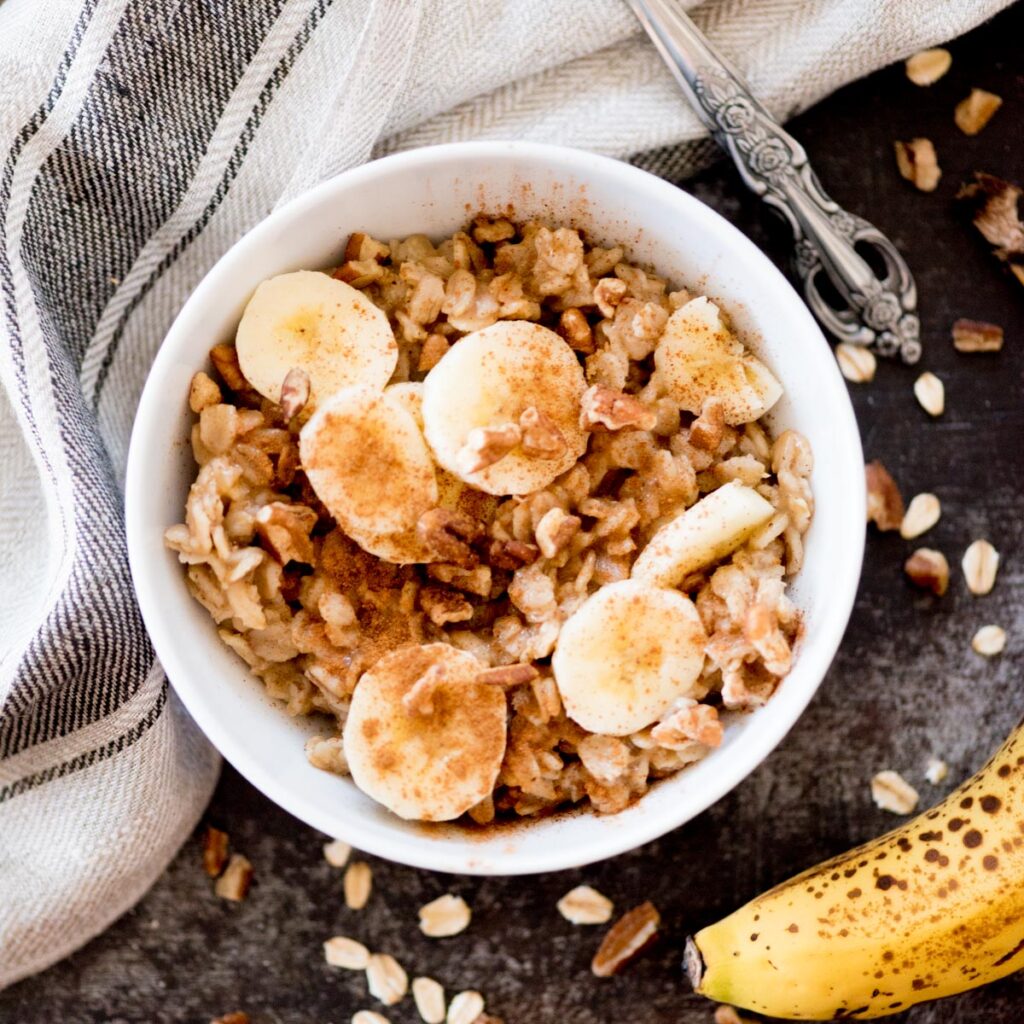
[300,385,438,539]
[631,481,774,588]
[343,643,508,821]
[422,322,587,496]
[552,579,707,736]
[654,296,782,425]
[236,270,396,411]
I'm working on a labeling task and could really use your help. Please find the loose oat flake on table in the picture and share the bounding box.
[165,216,814,824]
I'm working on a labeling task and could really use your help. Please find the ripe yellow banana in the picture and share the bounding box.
[687,721,1024,1019]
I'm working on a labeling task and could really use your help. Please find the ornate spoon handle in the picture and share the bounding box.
[627,0,921,363]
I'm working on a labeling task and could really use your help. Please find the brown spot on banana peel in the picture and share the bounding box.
[689,720,1024,1019]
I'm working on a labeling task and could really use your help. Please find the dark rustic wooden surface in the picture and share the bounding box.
[5,7,1023,1023]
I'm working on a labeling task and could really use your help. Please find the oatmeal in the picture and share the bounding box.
[165,215,813,822]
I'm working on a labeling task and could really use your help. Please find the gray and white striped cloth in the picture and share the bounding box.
[0,0,1006,990]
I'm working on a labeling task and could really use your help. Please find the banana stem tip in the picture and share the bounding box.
[684,936,705,991]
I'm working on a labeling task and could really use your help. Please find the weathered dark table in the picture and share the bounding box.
[5,8,1023,1023]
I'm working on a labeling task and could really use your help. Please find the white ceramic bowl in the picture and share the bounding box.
[126,141,864,875]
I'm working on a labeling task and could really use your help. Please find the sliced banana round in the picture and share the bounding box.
[300,385,438,539]
[552,579,707,736]
[631,481,774,588]
[343,643,508,821]
[236,270,396,411]
[422,321,588,496]
[654,296,782,425]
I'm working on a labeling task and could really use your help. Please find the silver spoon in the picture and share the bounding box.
[627,0,921,363]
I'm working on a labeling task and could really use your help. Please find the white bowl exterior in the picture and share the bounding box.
[126,142,864,875]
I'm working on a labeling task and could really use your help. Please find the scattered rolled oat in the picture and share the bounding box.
[353,1012,391,1024]
[202,826,230,878]
[190,371,222,413]
[557,884,614,925]
[591,901,661,977]
[323,838,353,868]
[905,48,952,86]
[952,318,1004,352]
[955,88,1003,136]
[446,990,485,1024]
[418,894,472,938]
[925,756,949,785]
[962,539,999,595]
[871,770,920,815]
[214,854,253,902]
[366,953,409,1006]
[899,493,941,540]
[865,460,905,531]
[972,624,1006,656]
[894,138,941,192]
[344,860,373,910]
[913,372,944,416]
[324,936,371,970]
[904,548,949,596]
[835,343,876,383]
[412,977,447,1024]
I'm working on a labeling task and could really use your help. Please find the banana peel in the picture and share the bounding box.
[686,720,1024,1019]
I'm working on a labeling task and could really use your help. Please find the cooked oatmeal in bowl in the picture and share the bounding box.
[164,214,814,825]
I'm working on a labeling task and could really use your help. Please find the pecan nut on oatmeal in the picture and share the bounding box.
[165,215,813,822]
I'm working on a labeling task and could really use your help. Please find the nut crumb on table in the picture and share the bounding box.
[591,901,661,976]
[904,547,950,596]
[213,854,253,902]
[865,460,904,531]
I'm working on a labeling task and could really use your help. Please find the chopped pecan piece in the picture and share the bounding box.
[343,231,390,263]
[904,547,949,596]
[420,585,473,626]
[477,663,539,688]
[456,422,522,475]
[894,138,941,192]
[591,901,661,977]
[865,460,904,531]
[519,406,566,460]
[202,826,230,877]
[954,88,1002,136]
[580,384,658,432]
[558,307,594,353]
[952,318,1003,352]
[209,344,249,392]
[488,538,539,570]
[255,502,317,564]
[279,366,310,421]
[957,173,1024,258]
[689,396,726,450]
[417,508,483,568]
[210,1014,250,1024]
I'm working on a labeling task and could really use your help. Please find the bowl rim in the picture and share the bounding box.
[126,140,865,875]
